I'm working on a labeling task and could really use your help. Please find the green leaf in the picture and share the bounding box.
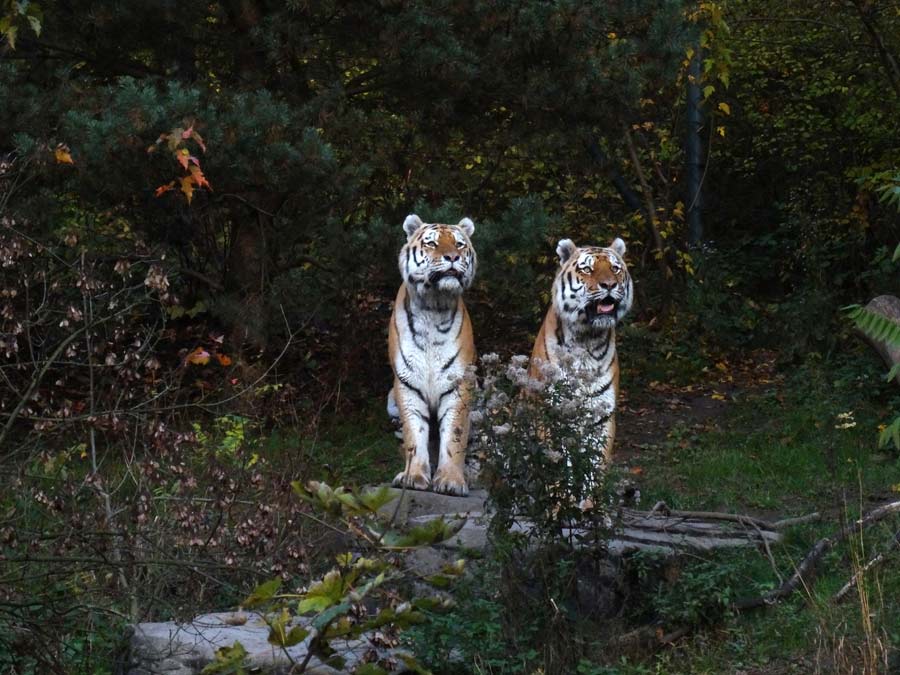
[298,569,344,614]
[358,485,397,513]
[846,305,900,348]
[887,363,900,382]
[377,516,466,549]
[242,578,282,609]
[880,417,900,450]
[267,608,309,648]
[201,642,248,674]
[893,242,900,262]
[312,601,351,631]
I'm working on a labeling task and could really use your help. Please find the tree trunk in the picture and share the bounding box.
[685,47,705,246]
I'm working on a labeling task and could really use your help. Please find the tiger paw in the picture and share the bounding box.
[432,464,468,496]
[393,469,431,492]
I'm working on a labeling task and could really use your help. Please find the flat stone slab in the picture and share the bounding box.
[378,487,488,523]
[127,611,411,675]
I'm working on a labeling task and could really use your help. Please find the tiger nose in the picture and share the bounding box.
[443,254,461,262]
[599,281,615,291]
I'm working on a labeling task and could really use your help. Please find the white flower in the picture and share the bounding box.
[544,449,563,463]
[486,392,509,409]
[492,423,511,436]
[510,354,529,368]
[481,352,500,365]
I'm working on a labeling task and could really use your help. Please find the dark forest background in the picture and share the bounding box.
[1,1,899,672]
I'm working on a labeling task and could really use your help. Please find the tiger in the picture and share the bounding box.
[388,214,477,496]
[529,237,633,463]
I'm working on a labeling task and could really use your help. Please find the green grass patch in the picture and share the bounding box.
[639,354,900,513]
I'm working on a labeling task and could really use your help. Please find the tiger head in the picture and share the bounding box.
[554,237,633,333]
[399,214,477,297]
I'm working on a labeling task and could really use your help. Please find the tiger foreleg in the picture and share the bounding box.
[432,390,470,496]
[392,380,432,491]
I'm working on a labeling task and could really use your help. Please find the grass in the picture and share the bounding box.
[294,397,399,486]
[638,352,900,513]
[609,350,900,673]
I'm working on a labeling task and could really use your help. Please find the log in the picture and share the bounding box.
[385,489,785,560]
[856,295,900,385]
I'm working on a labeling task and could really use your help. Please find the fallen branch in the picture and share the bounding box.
[773,512,822,529]
[833,528,900,602]
[734,500,900,611]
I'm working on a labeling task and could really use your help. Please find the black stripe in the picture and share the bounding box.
[555,318,565,347]
[596,378,613,395]
[403,292,417,338]
[590,413,612,427]
[397,375,428,404]
[437,304,458,333]
[398,344,415,372]
[441,347,461,372]
[437,384,458,404]
[589,333,611,360]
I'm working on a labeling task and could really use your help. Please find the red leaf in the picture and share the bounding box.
[216,353,233,366]
[155,181,176,197]
[189,164,212,190]
[176,148,190,170]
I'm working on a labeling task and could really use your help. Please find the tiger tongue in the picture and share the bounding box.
[598,301,615,314]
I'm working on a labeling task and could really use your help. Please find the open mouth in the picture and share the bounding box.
[585,299,618,321]
[429,269,463,283]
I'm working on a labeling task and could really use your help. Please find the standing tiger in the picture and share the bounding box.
[388,214,477,496]
[529,237,633,462]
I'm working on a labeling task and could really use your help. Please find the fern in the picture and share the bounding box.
[879,416,900,451]
[845,305,900,348]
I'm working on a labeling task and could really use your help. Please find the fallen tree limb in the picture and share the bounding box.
[833,528,900,602]
[773,512,822,529]
[642,501,775,529]
[734,500,900,611]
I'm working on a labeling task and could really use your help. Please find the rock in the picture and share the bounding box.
[126,611,410,675]
[858,295,900,385]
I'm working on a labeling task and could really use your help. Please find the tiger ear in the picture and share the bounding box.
[458,217,475,237]
[403,214,425,239]
[610,237,626,257]
[557,239,577,265]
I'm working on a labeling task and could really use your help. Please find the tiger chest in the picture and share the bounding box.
[395,301,468,403]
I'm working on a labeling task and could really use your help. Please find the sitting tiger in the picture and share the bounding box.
[529,237,633,462]
[388,214,477,496]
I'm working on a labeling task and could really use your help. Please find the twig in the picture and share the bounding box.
[773,512,822,529]
[623,125,672,279]
[834,528,900,602]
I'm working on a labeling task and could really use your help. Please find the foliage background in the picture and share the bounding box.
[1,0,899,672]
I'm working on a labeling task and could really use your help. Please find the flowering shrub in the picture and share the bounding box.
[471,352,618,547]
